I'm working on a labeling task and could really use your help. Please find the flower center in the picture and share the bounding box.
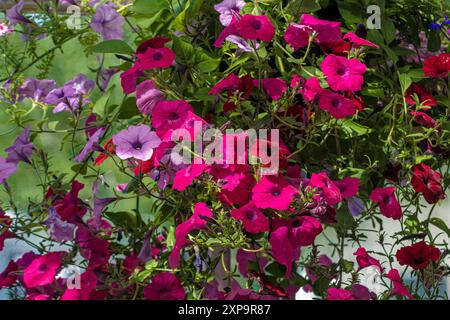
[153,52,163,61]
[168,112,179,120]
[332,99,341,108]
[336,66,347,76]
[271,187,281,196]
[246,210,257,221]
[39,264,48,272]
[133,141,143,150]
[252,20,262,30]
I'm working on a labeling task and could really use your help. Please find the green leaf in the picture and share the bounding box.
[399,73,412,95]
[133,0,169,15]
[93,84,116,117]
[92,40,134,55]
[105,211,137,231]
[118,97,140,119]
[339,119,373,139]
[336,208,356,230]
[427,28,441,52]
[195,51,220,73]
[381,17,396,44]
[172,36,196,65]
[429,218,450,237]
[339,259,354,273]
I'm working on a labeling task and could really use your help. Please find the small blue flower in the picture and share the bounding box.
[428,19,442,30]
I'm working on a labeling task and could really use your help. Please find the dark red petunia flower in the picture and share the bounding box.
[423,53,450,78]
[405,83,437,108]
[411,163,445,204]
[396,241,440,270]
[53,181,87,222]
[94,138,115,166]
[383,162,402,183]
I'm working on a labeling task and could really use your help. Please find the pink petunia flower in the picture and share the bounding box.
[169,203,213,268]
[321,54,367,92]
[172,163,206,191]
[273,216,323,247]
[23,252,64,288]
[253,78,287,100]
[284,24,311,51]
[333,177,360,199]
[269,226,300,278]
[136,47,175,69]
[301,77,324,102]
[386,269,414,300]
[61,268,98,300]
[343,32,380,49]
[327,288,355,300]
[151,100,194,138]
[237,14,275,42]
[369,186,402,220]
[136,80,165,115]
[318,91,357,119]
[112,125,161,161]
[144,272,186,300]
[252,175,298,210]
[354,247,383,272]
[299,14,342,44]
[310,172,342,205]
[231,200,270,234]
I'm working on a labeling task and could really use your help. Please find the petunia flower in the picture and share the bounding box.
[386,269,414,300]
[318,91,357,119]
[423,53,450,78]
[299,14,342,44]
[327,288,355,300]
[112,125,161,161]
[136,80,165,115]
[151,100,194,138]
[0,157,17,184]
[172,163,206,191]
[369,186,402,220]
[90,4,124,40]
[23,252,64,288]
[321,54,367,92]
[333,177,360,199]
[269,226,300,278]
[169,202,213,268]
[411,163,445,204]
[301,77,324,102]
[214,0,245,26]
[310,172,342,205]
[253,78,287,100]
[284,23,311,51]
[17,78,56,102]
[53,180,88,222]
[252,175,298,210]
[396,241,441,270]
[410,111,438,129]
[347,196,366,216]
[237,14,275,42]
[5,126,33,164]
[231,201,270,234]
[43,207,76,242]
[6,0,32,26]
[144,272,186,300]
[0,260,18,289]
[273,216,323,247]
[61,268,98,300]
[405,83,437,108]
[354,247,383,272]
[137,47,175,69]
[236,247,267,277]
[343,32,380,48]
[74,128,105,163]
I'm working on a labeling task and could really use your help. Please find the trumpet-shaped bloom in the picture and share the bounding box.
[112,125,161,161]
[369,186,402,220]
[252,176,298,210]
[321,54,367,91]
[318,91,357,119]
[411,163,445,204]
[231,201,270,234]
[237,14,275,42]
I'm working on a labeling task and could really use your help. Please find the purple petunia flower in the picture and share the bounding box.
[0,157,17,184]
[136,80,165,115]
[5,126,33,164]
[74,127,105,163]
[90,4,124,40]
[6,0,32,26]
[112,125,161,161]
[64,74,95,96]
[92,180,115,230]
[43,207,77,242]
[18,78,56,102]
[214,0,245,26]
[348,196,366,217]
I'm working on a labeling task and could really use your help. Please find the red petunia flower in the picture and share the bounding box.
[423,53,450,78]
[410,111,438,129]
[386,269,413,300]
[369,186,402,220]
[411,163,445,204]
[354,247,383,272]
[237,14,275,42]
[405,83,437,108]
[396,241,440,270]
[144,272,186,300]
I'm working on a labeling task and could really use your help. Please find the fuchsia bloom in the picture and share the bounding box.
[369,186,402,220]
[270,226,300,278]
[137,47,175,69]
[136,80,165,115]
[284,24,311,50]
[169,203,213,268]
[152,100,194,138]
[273,216,323,247]
[144,272,186,300]
[343,32,380,49]
[237,14,275,42]
[405,83,437,108]
[411,163,445,204]
[231,201,270,234]
[61,268,98,300]
[318,91,357,119]
[23,252,64,288]
[172,163,206,191]
[54,180,87,222]
[354,247,383,272]
[310,172,342,205]
[386,269,413,300]
[112,125,161,161]
[299,14,342,44]
[321,54,367,92]
[410,111,438,129]
[252,175,298,210]
[254,78,287,100]
[301,77,324,102]
[327,288,355,300]
[333,177,360,198]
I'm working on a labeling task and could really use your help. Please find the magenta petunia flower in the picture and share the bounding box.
[318,91,357,119]
[299,14,342,44]
[386,269,413,300]
[144,272,186,300]
[172,163,206,191]
[169,202,213,268]
[333,177,360,199]
[327,288,355,300]
[120,65,143,94]
[23,252,64,288]
[237,14,275,42]
[0,157,17,184]
[231,201,270,234]
[354,247,383,273]
[343,32,380,49]
[209,73,241,94]
[214,0,245,26]
[274,216,323,247]
[284,23,311,51]
[61,268,98,300]
[90,4,124,40]
[53,180,88,222]
[151,100,193,138]
[112,125,161,161]
[252,176,298,211]
[369,186,402,220]
[269,226,300,278]
[136,47,175,69]
[301,77,324,102]
[254,78,287,100]
[321,54,367,92]
[310,172,342,205]
[136,80,165,115]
